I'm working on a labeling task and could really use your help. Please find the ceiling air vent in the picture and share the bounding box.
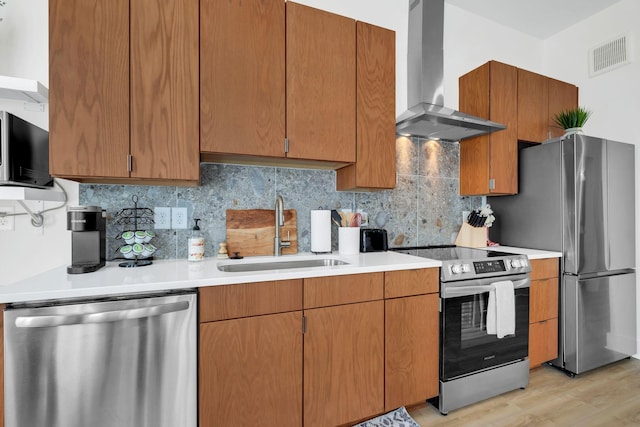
[589,33,632,77]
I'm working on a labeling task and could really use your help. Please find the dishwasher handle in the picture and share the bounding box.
[15,300,190,328]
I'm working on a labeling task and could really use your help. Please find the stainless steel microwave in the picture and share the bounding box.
[0,111,53,187]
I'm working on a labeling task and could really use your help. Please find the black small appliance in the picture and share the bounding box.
[67,206,106,274]
[360,228,388,252]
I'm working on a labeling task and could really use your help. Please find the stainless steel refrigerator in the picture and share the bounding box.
[489,134,637,375]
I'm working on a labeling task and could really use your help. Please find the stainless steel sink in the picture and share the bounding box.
[217,258,349,272]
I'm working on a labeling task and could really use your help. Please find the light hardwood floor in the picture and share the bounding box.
[406,358,640,426]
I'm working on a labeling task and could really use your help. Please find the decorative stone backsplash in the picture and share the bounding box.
[79,138,481,260]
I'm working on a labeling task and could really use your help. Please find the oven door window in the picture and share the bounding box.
[441,288,529,380]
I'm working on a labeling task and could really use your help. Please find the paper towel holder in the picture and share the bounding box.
[310,209,332,254]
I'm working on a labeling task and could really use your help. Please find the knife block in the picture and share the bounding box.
[455,222,487,247]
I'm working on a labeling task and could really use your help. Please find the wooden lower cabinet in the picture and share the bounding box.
[198,269,439,427]
[385,293,439,410]
[303,301,384,427]
[528,258,560,368]
[529,318,559,368]
[199,311,303,427]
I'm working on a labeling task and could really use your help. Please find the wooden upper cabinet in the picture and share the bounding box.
[517,69,549,143]
[286,2,356,163]
[50,0,199,184]
[49,0,130,179]
[548,78,579,139]
[518,69,578,143]
[459,60,518,196]
[459,60,579,195]
[337,21,396,191]
[200,0,286,158]
[130,0,199,181]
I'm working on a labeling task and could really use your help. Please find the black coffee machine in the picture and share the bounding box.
[67,206,106,274]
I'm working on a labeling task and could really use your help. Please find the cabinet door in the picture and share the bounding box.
[530,278,559,323]
[529,318,558,368]
[130,0,199,181]
[199,311,302,427]
[49,0,130,179]
[200,0,285,158]
[337,21,396,190]
[459,61,517,195]
[304,301,384,427]
[548,79,578,139]
[488,62,518,194]
[385,294,439,410]
[517,69,549,143]
[286,2,356,163]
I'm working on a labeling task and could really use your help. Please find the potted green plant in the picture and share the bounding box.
[553,106,592,137]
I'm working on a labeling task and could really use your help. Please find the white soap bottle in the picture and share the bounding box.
[188,218,205,261]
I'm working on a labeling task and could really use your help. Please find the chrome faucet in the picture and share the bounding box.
[274,194,291,256]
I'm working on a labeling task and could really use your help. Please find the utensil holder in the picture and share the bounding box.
[338,226,360,255]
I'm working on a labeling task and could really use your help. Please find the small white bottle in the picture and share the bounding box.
[188,218,205,261]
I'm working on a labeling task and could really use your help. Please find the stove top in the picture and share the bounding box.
[391,245,530,282]
[391,245,515,261]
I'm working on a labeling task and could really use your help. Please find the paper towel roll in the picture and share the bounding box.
[310,210,331,253]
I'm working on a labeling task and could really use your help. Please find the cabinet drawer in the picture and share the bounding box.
[199,279,302,322]
[530,258,559,281]
[529,317,558,368]
[530,278,559,323]
[384,268,438,298]
[304,273,383,309]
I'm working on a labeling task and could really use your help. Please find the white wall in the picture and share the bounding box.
[0,0,78,285]
[442,4,544,110]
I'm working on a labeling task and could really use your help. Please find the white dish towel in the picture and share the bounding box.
[486,280,515,338]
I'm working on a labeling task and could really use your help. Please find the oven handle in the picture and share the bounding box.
[442,277,530,299]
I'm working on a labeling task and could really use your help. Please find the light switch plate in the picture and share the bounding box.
[171,207,188,229]
[154,207,171,229]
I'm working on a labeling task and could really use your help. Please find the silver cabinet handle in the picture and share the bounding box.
[15,301,190,328]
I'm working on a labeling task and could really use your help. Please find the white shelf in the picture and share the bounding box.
[0,187,65,202]
[0,75,48,103]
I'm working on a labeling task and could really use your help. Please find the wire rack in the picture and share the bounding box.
[113,195,156,268]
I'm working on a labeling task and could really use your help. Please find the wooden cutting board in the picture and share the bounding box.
[226,209,298,257]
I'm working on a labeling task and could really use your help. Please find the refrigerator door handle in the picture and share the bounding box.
[604,146,610,270]
[14,301,190,328]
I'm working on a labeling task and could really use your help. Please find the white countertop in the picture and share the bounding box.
[2,246,561,304]
[1,251,439,304]
[481,246,562,260]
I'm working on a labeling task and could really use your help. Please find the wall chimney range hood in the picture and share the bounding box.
[396,0,505,141]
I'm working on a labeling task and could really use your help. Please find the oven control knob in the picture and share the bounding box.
[451,264,463,274]
[461,264,471,273]
[510,259,523,269]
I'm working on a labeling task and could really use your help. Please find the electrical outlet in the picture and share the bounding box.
[0,207,15,231]
[154,207,171,229]
[171,207,188,229]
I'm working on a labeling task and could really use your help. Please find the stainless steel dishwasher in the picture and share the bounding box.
[4,290,197,427]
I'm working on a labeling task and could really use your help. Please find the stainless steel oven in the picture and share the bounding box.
[441,274,529,380]
[392,246,531,415]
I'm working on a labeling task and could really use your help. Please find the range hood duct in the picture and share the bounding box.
[396,0,505,141]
